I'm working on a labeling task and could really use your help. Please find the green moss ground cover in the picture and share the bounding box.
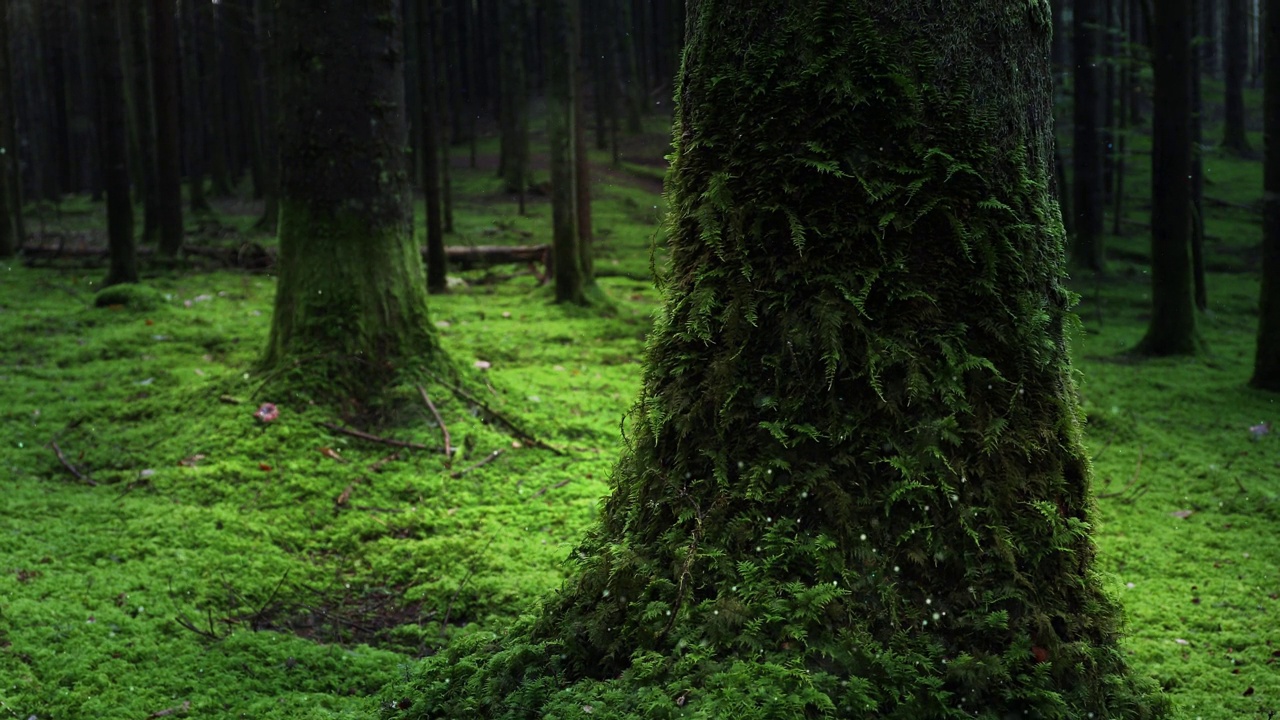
[1,121,1278,718]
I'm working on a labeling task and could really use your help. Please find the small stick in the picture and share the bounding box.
[427,371,563,455]
[1098,445,1144,499]
[368,450,401,472]
[250,570,290,629]
[449,449,504,479]
[418,384,452,467]
[527,478,573,501]
[317,422,433,450]
[175,611,223,641]
[47,441,96,486]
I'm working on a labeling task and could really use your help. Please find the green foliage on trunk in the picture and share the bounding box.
[383,1,1168,717]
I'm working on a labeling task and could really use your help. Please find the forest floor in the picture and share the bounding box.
[1,118,1278,719]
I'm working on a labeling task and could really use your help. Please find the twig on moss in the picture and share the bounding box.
[368,450,401,472]
[1097,445,1144,499]
[418,384,452,467]
[441,537,494,635]
[175,608,224,641]
[317,422,433,450]
[449,449,504,479]
[426,371,563,455]
[47,441,95,486]
[250,570,291,629]
[526,478,573,501]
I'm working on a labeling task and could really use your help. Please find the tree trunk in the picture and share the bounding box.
[571,0,596,290]
[203,0,233,197]
[419,0,446,293]
[545,0,586,305]
[126,0,159,245]
[251,0,279,232]
[1191,0,1208,311]
[1252,0,1280,389]
[433,0,454,235]
[1224,0,1253,152]
[181,0,208,213]
[1138,0,1202,354]
[265,0,444,403]
[397,2,1172,716]
[497,0,529,195]
[91,0,136,285]
[1073,0,1106,270]
[0,0,20,257]
[617,0,644,133]
[149,0,183,255]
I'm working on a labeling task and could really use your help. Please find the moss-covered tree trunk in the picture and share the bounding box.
[1252,0,1280,390]
[1223,0,1252,153]
[91,0,137,286]
[392,1,1168,717]
[264,0,442,402]
[1137,0,1201,355]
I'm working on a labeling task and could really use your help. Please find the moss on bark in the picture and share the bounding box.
[385,1,1169,717]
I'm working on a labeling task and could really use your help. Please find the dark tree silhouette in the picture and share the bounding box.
[1073,0,1106,270]
[1253,0,1280,390]
[263,0,444,401]
[1223,0,1252,153]
[418,0,446,293]
[149,0,183,255]
[0,0,20,257]
[91,0,136,285]
[1137,0,1201,354]
[387,2,1170,716]
[545,0,587,305]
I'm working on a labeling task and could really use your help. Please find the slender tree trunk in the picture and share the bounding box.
[1253,0,1280,389]
[420,0,447,293]
[1191,0,1208,311]
[545,0,585,305]
[1112,0,1131,235]
[617,0,644,133]
[401,3,1172,717]
[1074,0,1106,270]
[1203,0,1221,77]
[204,0,233,197]
[1225,0,1253,152]
[149,0,184,255]
[91,0,136,285]
[252,0,279,231]
[497,0,529,195]
[128,0,159,244]
[181,0,208,213]
[571,0,596,289]
[265,0,444,401]
[0,0,20,257]
[1138,0,1201,354]
[434,0,454,234]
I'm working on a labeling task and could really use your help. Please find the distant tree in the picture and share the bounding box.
[571,0,596,292]
[545,0,587,305]
[418,0,446,293]
[496,0,529,199]
[1074,0,1106,270]
[179,0,208,214]
[1137,0,1201,354]
[0,0,20,257]
[263,0,444,402]
[91,0,136,285]
[1223,0,1252,153]
[389,2,1170,717]
[616,0,644,133]
[1191,0,1208,311]
[149,0,183,255]
[1252,0,1280,390]
[124,0,159,245]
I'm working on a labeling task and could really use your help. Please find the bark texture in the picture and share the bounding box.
[1073,0,1106,270]
[386,1,1169,717]
[0,0,19,257]
[1223,0,1252,153]
[92,0,137,285]
[1137,0,1201,355]
[264,0,443,402]
[149,0,183,255]
[1253,0,1280,390]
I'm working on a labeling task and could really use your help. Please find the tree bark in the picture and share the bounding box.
[419,0,446,293]
[126,0,159,245]
[264,0,444,401]
[1252,0,1280,389]
[1224,0,1253,152]
[0,0,21,257]
[91,0,136,285]
[496,0,529,195]
[149,0,183,255]
[397,2,1172,716]
[1137,0,1201,354]
[545,0,586,305]
[571,0,596,289]
[1073,0,1106,270]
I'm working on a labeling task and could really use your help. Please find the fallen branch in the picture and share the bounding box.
[147,700,191,718]
[175,609,224,641]
[418,385,452,467]
[450,449,505,479]
[368,450,401,472]
[1097,445,1144,499]
[427,372,564,455]
[47,441,96,486]
[526,478,573,501]
[317,422,433,450]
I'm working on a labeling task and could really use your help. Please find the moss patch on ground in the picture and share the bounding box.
[2,116,1278,718]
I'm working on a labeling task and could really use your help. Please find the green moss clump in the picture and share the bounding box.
[93,283,166,311]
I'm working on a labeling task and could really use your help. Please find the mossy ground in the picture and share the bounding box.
[2,112,1278,718]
